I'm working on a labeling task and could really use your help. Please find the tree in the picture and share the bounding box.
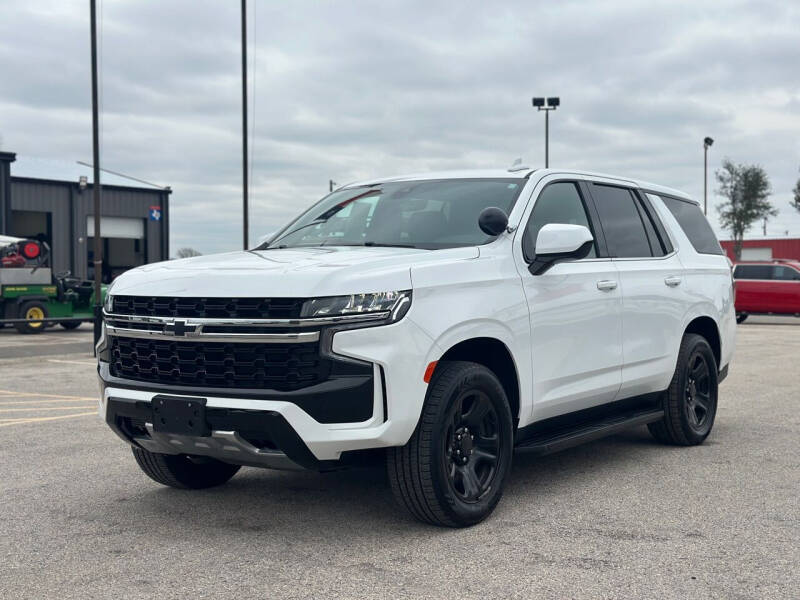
[715,159,775,260]
[792,170,800,214]
[175,247,202,259]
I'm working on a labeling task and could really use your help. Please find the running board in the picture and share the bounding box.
[514,409,664,456]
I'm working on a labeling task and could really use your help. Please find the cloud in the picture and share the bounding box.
[1,0,799,253]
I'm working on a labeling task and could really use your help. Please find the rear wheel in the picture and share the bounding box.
[648,333,718,446]
[131,447,240,489]
[387,361,513,527]
[14,301,48,334]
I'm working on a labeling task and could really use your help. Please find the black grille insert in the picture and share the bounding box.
[111,296,305,319]
[109,337,328,391]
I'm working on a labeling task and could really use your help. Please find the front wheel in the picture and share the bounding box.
[387,361,513,527]
[132,447,240,489]
[736,312,748,324]
[14,301,48,334]
[648,333,718,446]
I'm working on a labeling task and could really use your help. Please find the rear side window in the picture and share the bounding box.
[734,265,773,279]
[590,184,652,258]
[773,265,800,281]
[656,195,724,255]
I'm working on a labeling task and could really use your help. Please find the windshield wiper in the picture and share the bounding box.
[268,219,327,247]
[361,241,417,248]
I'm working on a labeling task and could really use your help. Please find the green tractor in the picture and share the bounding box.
[0,235,107,334]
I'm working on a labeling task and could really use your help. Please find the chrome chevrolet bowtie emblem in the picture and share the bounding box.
[164,320,198,336]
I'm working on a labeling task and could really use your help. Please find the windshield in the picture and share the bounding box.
[266,178,527,250]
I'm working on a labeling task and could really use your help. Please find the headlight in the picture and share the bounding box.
[300,290,411,322]
[103,287,115,313]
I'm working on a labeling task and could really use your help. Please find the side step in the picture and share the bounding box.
[514,409,664,456]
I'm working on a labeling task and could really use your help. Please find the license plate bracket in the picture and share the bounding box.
[151,395,210,436]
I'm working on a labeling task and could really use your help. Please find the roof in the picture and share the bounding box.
[341,168,536,188]
[0,234,24,248]
[9,156,167,191]
[339,168,694,201]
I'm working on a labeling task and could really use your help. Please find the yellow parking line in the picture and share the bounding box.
[47,359,96,366]
[0,406,95,412]
[0,399,97,405]
[0,411,97,427]
[0,389,97,401]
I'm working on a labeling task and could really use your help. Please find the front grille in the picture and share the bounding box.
[111,296,305,319]
[109,337,328,391]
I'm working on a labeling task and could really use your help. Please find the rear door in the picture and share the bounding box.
[733,264,775,312]
[586,183,688,398]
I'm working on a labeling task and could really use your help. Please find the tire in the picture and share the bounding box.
[60,321,82,330]
[131,447,240,489]
[14,301,48,334]
[387,361,514,527]
[648,333,718,446]
[736,312,748,324]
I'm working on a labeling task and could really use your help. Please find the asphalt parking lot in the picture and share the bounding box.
[0,319,797,599]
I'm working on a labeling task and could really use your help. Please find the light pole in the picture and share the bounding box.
[89,0,103,347]
[532,97,560,168]
[241,0,249,249]
[703,137,714,215]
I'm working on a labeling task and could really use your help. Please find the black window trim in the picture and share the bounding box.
[634,189,674,255]
[583,181,662,260]
[521,178,609,262]
[641,189,724,256]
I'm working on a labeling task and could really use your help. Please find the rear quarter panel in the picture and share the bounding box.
[648,196,736,371]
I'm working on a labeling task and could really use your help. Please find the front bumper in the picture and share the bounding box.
[98,314,439,467]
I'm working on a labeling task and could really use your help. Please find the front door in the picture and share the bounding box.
[515,179,623,421]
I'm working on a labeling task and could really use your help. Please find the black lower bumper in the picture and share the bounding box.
[106,396,328,470]
[98,360,375,424]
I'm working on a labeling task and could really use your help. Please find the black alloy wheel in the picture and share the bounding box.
[685,351,712,433]
[648,333,718,446]
[444,389,501,503]
[387,361,513,527]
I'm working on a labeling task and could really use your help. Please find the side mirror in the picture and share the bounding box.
[529,223,594,275]
[478,207,509,236]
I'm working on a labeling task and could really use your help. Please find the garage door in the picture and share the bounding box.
[741,247,773,260]
[86,216,144,239]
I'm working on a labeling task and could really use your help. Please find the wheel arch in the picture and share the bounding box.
[684,315,721,368]
[436,337,521,424]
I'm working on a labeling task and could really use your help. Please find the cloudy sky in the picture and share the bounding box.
[2,0,799,255]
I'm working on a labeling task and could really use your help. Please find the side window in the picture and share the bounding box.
[658,195,724,255]
[590,184,652,258]
[523,182,596,260]
[773,266,800,281]
[734,265,773,280]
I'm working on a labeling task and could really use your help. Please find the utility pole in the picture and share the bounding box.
[532,97,560,168]
[329,180,337,193]
[703,137,714,215]
[90,0,102,346]
[241,0,249,249]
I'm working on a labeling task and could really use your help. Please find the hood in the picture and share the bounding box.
[110,246,478,298]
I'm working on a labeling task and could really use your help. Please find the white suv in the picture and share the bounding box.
[98,168,735,527]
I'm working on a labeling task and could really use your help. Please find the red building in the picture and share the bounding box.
[719,238,800,262]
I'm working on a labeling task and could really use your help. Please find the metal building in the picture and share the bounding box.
[0,151,170,282]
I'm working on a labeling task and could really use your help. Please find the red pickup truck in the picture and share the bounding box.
[733,259,800,322]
